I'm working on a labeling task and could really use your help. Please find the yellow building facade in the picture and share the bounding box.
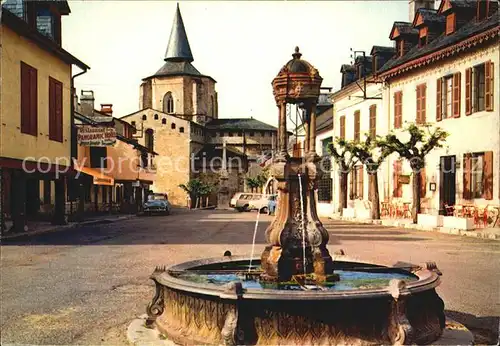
[0,1,89,232]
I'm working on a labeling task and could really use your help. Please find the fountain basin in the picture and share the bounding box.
[146,255,445,345]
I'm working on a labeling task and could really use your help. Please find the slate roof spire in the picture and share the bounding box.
[165,3,194,63]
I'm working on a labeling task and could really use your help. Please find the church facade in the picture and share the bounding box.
[120,4,277,205]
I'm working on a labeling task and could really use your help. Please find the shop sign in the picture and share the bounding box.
[77,126,117,147]
[94,176,113,185]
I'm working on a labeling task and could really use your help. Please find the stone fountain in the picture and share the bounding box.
[139,48,447,346]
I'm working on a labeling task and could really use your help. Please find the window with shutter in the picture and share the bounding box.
[485,60,494,111]
[416,84,426,124]
[339,116,346,140]
[465,68,472,115]
[446,13,455,35]
[394,91,402,128]
[49,77,63,142]
[354,110,360,142]
[369,105,376,138]
[20,62,38,136]
[349,169,355,200]
[473,63,486,112]
[452,72,461,117]
[436,78,442,121]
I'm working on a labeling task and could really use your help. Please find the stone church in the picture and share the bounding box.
[120,4,277,206]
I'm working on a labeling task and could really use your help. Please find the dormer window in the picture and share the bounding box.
[477,0,490,21]
[419,27,428,47]
[445,13,456,35]
[398,40,405,57]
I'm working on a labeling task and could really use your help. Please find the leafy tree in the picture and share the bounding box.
[246,177,261,193]
[179,179,204,208]
[346,135,392,219]
[377,123,448,223]
[327,138,358,215]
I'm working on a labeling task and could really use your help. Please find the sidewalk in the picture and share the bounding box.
[329,214,500,241]
[0,214,135,241]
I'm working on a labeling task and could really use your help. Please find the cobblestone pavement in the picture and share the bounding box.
[1,209,499,345]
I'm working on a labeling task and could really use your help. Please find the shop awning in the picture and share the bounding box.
[76,166,114,186]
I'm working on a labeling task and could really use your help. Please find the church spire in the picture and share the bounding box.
[164,3,194,63]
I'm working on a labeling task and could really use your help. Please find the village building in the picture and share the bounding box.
[0,0,89,232]
[331,46,396,217]
[119,4,278,206]
[375,0,499,225]
[73,91,156,216]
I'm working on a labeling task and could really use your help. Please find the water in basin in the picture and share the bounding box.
[173,269,417,291]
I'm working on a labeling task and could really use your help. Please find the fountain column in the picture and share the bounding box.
[261,47,333,282]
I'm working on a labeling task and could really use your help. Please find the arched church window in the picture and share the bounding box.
[162,118,167,125]
[179,127,185,133]
[154,114,159,120]
[142,114,147,121]
[171,123,176,130]
[163,92,174,114]
[145,128,154,153]
[211,95,215,117]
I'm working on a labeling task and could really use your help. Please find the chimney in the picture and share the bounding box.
[409,0,434,21]
[100,104,113,116]
[80,90,95,117]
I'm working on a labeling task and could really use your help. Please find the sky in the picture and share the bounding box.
[62,1,411,127]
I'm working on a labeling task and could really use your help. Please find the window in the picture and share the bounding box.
[131,121,136,127]
[437,73,460,120]
[49,77,63,142]
[419,27,428,47]
[145,129,154,153]
[171,123,176,130]
[261,131,266,137]
[398,40,405,57]
[321,137,333,156]
[237,132,242,137]
[292,142,303,158]
[228,132,233,137]
[179,127,185,133]
[463,152,493,200]
[465,62,495,115]
[477,0,490,21]
[36,8,54,40]
[154,114,159,120]
[350,165,364,199]
[353,110,360,142]
[249,132,255,137]
[446,13,456,35]
[161,118,166,125]
[318,156,332,202]
[141,152,148,168]
[2,0,24,19]
[394,91,402,128]
[20,62,37,136]
[163,92,174,113]
[416,83,426,124]
[369,105,376,138]
[142,114,147,121]
[339,115,346,140]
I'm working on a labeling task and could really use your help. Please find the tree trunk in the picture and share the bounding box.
[412,169,421,224]
[338,172,348,215]
[195,196,199,209]
[369,173,381,220]
[205,196,209,207]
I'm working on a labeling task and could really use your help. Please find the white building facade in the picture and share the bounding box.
[377,0,499,215]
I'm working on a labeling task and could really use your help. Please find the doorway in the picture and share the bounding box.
[439,155,456,215]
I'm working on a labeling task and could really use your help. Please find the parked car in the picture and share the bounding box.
[230,192,245,208]
[249,194,277,214]
[234,193,262,212]
[143,193,171,215]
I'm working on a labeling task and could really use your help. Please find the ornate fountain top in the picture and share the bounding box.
[272,47,323,104]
